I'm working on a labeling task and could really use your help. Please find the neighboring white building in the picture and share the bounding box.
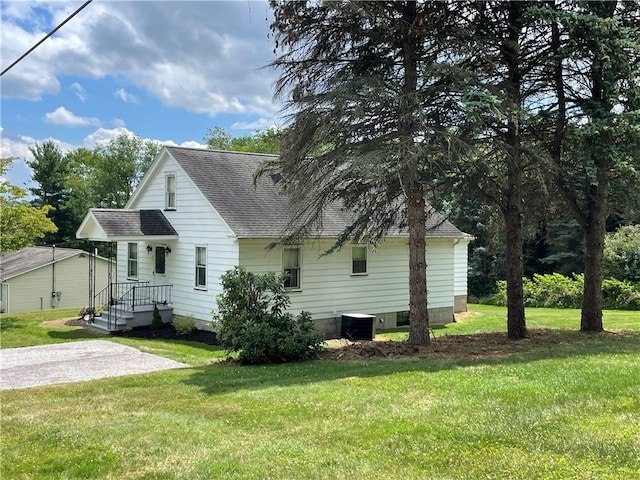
[0,246,112,313]
[77,146,472,336]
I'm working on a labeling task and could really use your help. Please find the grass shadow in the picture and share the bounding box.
[182,328,640,396]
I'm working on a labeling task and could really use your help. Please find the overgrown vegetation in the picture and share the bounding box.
[491,273,640,310]
[213,267,324,364]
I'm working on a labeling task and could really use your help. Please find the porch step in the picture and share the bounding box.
[91,303,173,332]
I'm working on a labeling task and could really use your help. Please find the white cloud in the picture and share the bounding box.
[114,88,140,104]
[231,117,279,131]
[43,106,101,127]
[161,139,207,149]
[1,1,280,119]
[83,127,137,148]
[71,82,88,102]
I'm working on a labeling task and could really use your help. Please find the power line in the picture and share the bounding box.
[1,0,94,77]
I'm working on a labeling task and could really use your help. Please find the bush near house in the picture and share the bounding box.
[213,267,324,364]
[173,315,196,335]
[490,273,640,310]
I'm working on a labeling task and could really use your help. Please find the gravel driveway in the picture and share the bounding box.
[0,340,186,390]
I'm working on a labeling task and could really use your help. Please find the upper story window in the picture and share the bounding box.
[195,246,207,289]
[352,246,367,275]
[283,247,301,290]
[127,243,138,279]
[165,173,176,210]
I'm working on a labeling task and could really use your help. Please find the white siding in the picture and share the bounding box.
[425,239,455,309]
[124,154,239,322]
[453,238,471,296]
[239,237,455,320]
[3,255,111,313]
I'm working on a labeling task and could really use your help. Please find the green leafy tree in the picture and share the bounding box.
[204,126,281,154]
[214,267,323,364]
[92,134,161,208]
[1,158,57,252]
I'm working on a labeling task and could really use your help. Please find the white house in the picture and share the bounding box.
[0,246,112,313]
[76,146,472,336]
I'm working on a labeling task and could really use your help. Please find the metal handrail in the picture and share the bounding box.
[93,282,172,330]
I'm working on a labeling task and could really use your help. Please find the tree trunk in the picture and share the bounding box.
[407,186,430,345]
[502,1,527,340]
[580,173,608,332]
[399,0,430,346]
[504,195,527,339]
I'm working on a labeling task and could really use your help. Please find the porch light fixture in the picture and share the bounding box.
[146,245,152,254]
[165,246,171,254]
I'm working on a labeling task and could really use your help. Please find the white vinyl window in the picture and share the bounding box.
[352,246,368,275]
[195,246,207,289]
[165,173,176,210]
[283,247,301,290]
[127,243,138,279]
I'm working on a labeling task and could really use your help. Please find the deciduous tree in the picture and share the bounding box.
[1,158,57,252]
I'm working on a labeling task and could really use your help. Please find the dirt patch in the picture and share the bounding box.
[42,318,82,327]
[320,330,562,361]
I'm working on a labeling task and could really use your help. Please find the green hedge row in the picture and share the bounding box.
[489,273,640,310]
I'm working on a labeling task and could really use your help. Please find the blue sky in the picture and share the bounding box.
[1,0,280,189]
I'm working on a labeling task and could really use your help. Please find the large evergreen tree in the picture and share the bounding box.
[266,1,466,345]
[27,140,71,246]
[545,0,640,331]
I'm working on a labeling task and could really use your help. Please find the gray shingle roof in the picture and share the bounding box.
[166,146,467,239]
[90,209,178,237]
[1,246,85,280]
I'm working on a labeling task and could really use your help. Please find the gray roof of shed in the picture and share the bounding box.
[166,146,467,239]
[89,209,178,237]
[1,246,88,280]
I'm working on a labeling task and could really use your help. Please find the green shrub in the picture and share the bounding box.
[602,278,640,310]
[173,315,196,335]
[213,267,324,364]
[604,225,640,282]
[491,273,639,310]
[151,304,164,330]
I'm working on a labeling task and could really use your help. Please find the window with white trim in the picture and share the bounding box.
[195,246,207,289]
[283,247,301,290]
[165,173,176,210]
[127,243,138,278]
[352,246,367,275]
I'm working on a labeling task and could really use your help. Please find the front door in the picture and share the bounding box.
[154,246,167,281]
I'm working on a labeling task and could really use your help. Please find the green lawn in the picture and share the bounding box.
[1,306,639,479]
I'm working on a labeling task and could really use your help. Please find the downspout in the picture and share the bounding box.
[51,245,56,308]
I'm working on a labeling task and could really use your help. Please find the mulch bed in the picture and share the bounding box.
[320,330,557,361]
[64,318,219,345]
[117,324,219,345]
